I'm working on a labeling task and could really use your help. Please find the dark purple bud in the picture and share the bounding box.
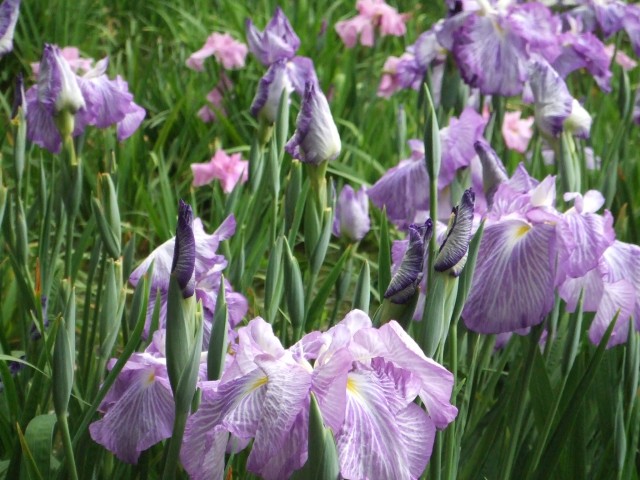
[434,189,475,276]
[11,73,24,118]
[384,219,433,304]
[171,200,196,297]
[474,139,508,207]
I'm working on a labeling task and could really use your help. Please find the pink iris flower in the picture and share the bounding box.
[191,149,249,193]
[336,0,409,48]
[186,32,248,71]
[502,111,534,153]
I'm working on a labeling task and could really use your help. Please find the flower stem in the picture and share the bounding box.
[57,412,79,480]
[162,410,188,480]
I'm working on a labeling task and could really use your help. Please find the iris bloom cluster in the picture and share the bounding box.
[248,7,318,124]
[25,44,145,153]
[181,311,457,479]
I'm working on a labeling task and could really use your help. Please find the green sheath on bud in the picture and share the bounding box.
[92,173,122,260]
[208,280,229,381]
[293,393,340,480]
[265,237,284,324]
[99,259,125,361]
[53,284,75,415]
[165,274,197,395]
[285,160,303,233]
[283,237,305,337]
[352,260,370,313]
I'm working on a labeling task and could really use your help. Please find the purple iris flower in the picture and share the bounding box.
[463,164,560,334]
[285,82,341,165]
[246,7,300,66]
[551,32,612,92]
[555,190,615,285]
[89,347,176,464]
[368,109,487,229]
[560,239,640,347]
[333,184,370,242]
[250,57,318,123]
[0,0,20,57]
[25,45,145,153]
[181,311,457,479]
[528,59,592,139]
[634,87,640,125]
[128,214,247,346]
[623,4,640,57]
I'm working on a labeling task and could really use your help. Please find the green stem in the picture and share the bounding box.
[58,413,79,480]
[162,410,189,480]
[444,320,458,480]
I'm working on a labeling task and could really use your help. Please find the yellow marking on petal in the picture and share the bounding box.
[145,371,155,386]
[515,224,531,238]
[346,377,358,394]
[251,375,268,391]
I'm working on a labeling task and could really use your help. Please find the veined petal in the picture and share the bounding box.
[452,14,528,96]
[181,371,268,480]
[373,321,457,429]
[588,280,635,348]
[25,86,63,153]
[89,363,174,464]
[528,59,573,137]
[335,364,432,480]
[367,155,430,229]
[463,220,556,333]
[0,0,20,57]
[556,210,614,280]
[558,267,604,313]
[246,357,312,479]
[311,347,352,432]
[250,59,293,123]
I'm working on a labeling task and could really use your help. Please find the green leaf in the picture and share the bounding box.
[377,209,391,298]
[24,414,57,480]
[352,260,370,314]
[307,246,353,329]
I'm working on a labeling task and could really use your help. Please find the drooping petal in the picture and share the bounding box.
[373,321,458,429]
[555,210,615,281]
[25,86,63,153]
[558,266,604,313]
[0,0,20,57]
[452,13,528,96]
[89,358,174,464]
[335,362,432,480]
[245,357,312,479]
[463,220,557,333]
[528,59,573,137]
[475,139,508,208]
[588,280,636,348]
[311,347,352,432]
[367,155,430,228]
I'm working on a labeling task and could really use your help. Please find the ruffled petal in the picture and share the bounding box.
[588,280,636,348]
[463,220,556,333]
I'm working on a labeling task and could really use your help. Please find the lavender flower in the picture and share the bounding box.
[89,348,176,464]
[186,32,247,71]
[25,45,145,153]
[181,311,457,479]
[285,82,341,164]
[128,214,247,344]
[246,7,300,66]
[528,59,591,138]
[333,185,370,242]
[0,0,20,57]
